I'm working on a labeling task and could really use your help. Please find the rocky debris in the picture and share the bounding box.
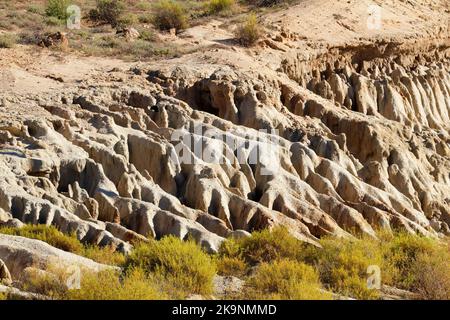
[39,32,69,49]
[380,285,421,300]
[0,234,114,280]
[116,27,140,41]
[213,275,245,297]
[0,284,50,300]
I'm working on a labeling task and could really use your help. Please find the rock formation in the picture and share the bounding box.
[0,0,449,294]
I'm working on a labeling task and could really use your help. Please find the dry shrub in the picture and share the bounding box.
[208,0,235,14]
[152,0,188,31]
[89,0,126,27]
[244,259,331,300]
[125,236,216,297]
[0,34,18,48]
[21,264,166,300]
[216,256,248,277]
[234,13,261,46]
[302,236,383,300]
[383,233,450,299]
[219,226,303,265]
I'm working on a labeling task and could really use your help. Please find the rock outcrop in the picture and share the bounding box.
[0,234,113,280]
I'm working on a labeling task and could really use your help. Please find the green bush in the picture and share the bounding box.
[219,227,303,265]
[382,233,435,289]
[139,29,155,41]
[382,233,450,298]
[234,13,262,46]
[90,0,126,27]
[136,1,152,11]
[116,13,138,28]
[152,0,188,31]
[0,34,17,48]
[208,0,235,14]
[244,259,331,300]
[302,236,383,299]
[216,256,248,277]
[45,0,70,20]
[82,245,126,266]
[126,236,216,297]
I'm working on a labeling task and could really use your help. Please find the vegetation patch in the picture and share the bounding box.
[219,227,303,264]
[208,0,235,14]
[216,256,248,277]
[89,0,126,27]
[234,13,262,46]
[244,259,332,300]
[125,236,216,297]
[45,0,70,20]
[0,33,17,48]
[300,236,383,300]
[382,233,450,299]
[21,265,166,300]
[152,0,188,31]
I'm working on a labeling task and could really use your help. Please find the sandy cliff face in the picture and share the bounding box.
[0,0,449,268]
